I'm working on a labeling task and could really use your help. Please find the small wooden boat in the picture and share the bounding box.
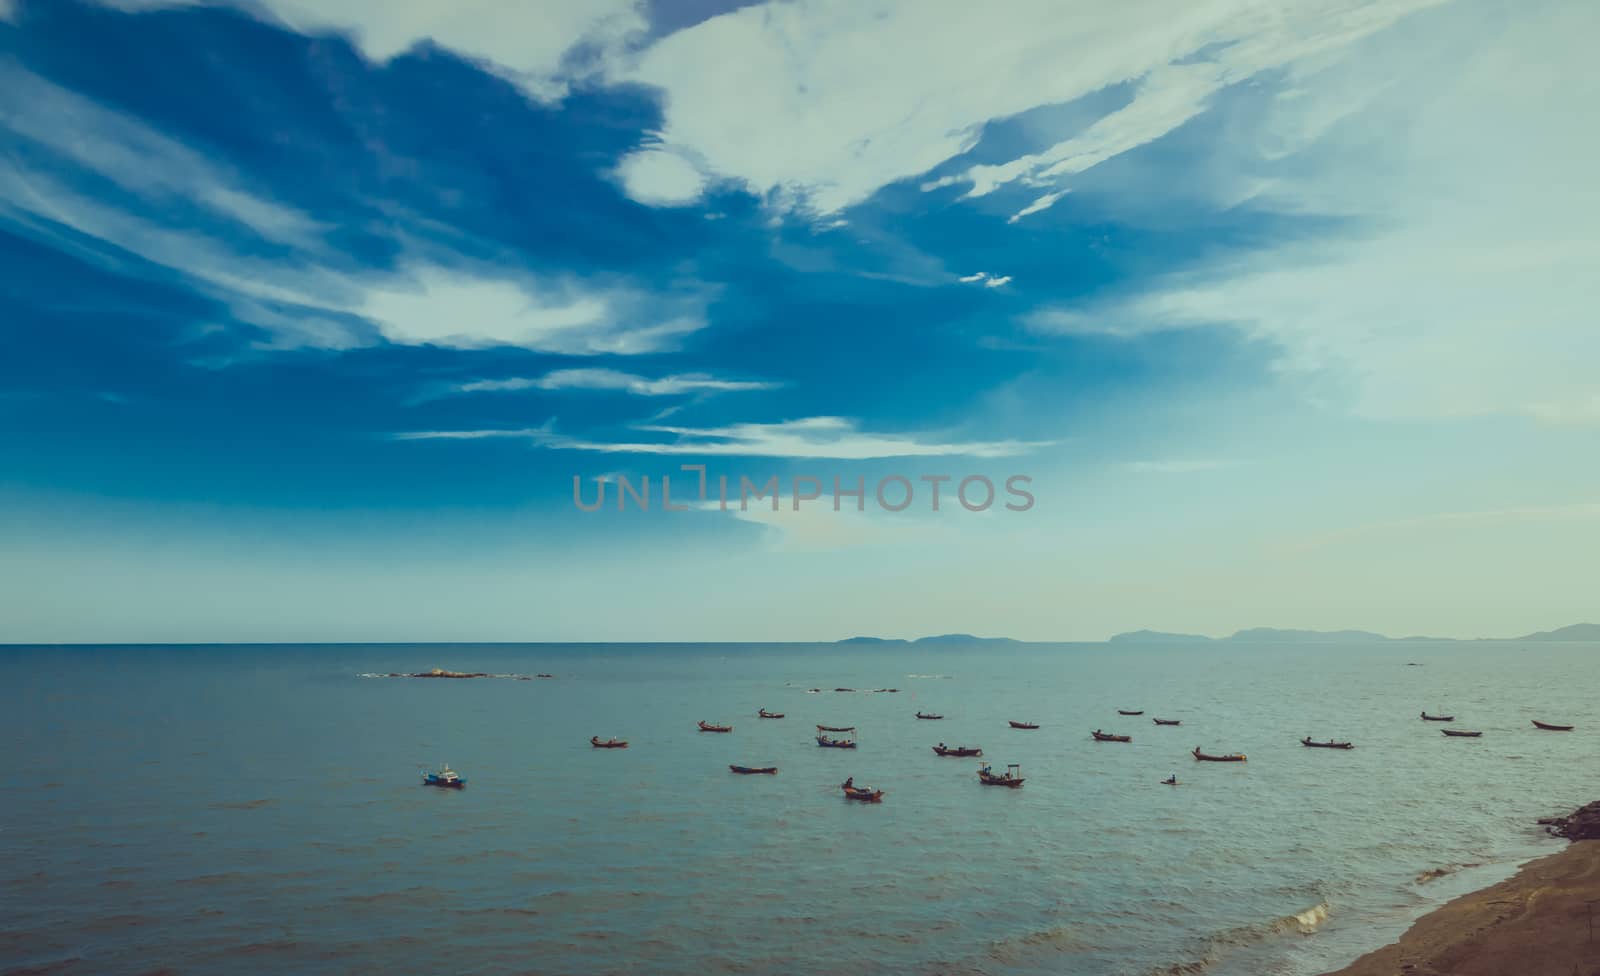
[1420,711,1454,722]
[1161,775,1178,786]
[977,763,1024,788]
[916,711,944,720]
[816,734,857,749]
[1153,718,1181,726]
[1192,748,1246,762]
[1008,720,1039,729]
[834,687,855,692]
[1091,729,1131,743]
[1532,720,1574,731]
[729,765,777,775]
[1301,737,1353,749]
[590,736,628,749]
[1441,729,1482,737]
[758,709,785,719]
[698,720,733,733]
[840,778,883,802]
[421,764,465,788]
[1118,709,1144,716]
[932,744,983,757]
[816,724,856,733]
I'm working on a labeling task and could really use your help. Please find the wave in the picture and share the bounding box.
[1414,862,1481,884]
[1153,899,1331,974]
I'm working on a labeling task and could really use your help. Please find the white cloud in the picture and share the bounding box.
[401,416,1054,459]
[1007,190,1068,223]
[101,0,647,100]
[0,63,706,356]
[0,0,17,25]
[614,148,708,206]
[355,267,707,354]
[458,368,776,396]
[958,271,1012,288]
[1024,1,1600,422]
[617,0,1444,215]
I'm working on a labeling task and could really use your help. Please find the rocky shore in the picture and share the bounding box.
[1321,801,1600,976]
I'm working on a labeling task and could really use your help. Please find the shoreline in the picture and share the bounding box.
[1320,834,1600,976]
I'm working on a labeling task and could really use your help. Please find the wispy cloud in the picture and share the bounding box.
[400,416,1054,459]
[958,271,1012,288]
[0,62,708,356]
[108,0,647,101]
[457,368,778,397]
[619,0,1443,216]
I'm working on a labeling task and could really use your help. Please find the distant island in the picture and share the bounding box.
[837,634,1021,646]
[1108,623,1600,643]
[838,623,1600,644]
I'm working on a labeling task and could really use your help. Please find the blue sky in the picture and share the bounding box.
[2,0,1597,642]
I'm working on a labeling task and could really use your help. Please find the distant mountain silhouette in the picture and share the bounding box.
[835,634,1019,646]
[1109,622,1600,643]
[1515,622,1600,641]
[912,634,1020,646]
[1108,629,1212,643]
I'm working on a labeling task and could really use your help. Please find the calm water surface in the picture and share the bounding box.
[3,642,1595,975]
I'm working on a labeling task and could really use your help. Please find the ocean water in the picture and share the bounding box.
[2,641,1594,976]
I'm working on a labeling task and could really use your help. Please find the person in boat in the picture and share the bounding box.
[938,742,945,750]
[842,776,854,790]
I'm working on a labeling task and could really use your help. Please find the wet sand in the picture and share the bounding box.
[1322,840,1600,975]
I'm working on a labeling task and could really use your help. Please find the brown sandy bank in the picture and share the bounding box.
[1321,839,1600,976]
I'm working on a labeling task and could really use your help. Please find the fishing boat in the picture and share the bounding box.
[589,736,628,749]
[1118,709,1144,716]
[1091,729,1131,743]
[1192,747,1246,762]
[729,765,778,775]
[839,777,883,802]
[977,763,1024,788]
[1420,711,1454,722]
[816,734,857,749]
[1532,720,1574,731]
[1441,729,1482,737]
[758,709,785,719]
[816,724,856,733]
[932,744,983,757]
[1008,720,1039,729]
[1153,718,1181,726]
[916,711,944,720]
[1161,775,1178,786]
[1300,737,1353,749]
[834,688,855,692]
[698,720,733,733]
[421,764,465,788]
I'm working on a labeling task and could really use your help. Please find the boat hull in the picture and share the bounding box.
[1192,749,1246,762]
[1532,721,1574,731]
[729,765,778,775]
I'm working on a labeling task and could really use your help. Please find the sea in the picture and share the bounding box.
[3,640,1594,976]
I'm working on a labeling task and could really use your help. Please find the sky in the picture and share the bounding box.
[1,0,1596,643]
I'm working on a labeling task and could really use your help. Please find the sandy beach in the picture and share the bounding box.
[1322,839,1600,976]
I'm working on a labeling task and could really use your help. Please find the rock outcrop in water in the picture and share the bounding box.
[1541,799,1600,840]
